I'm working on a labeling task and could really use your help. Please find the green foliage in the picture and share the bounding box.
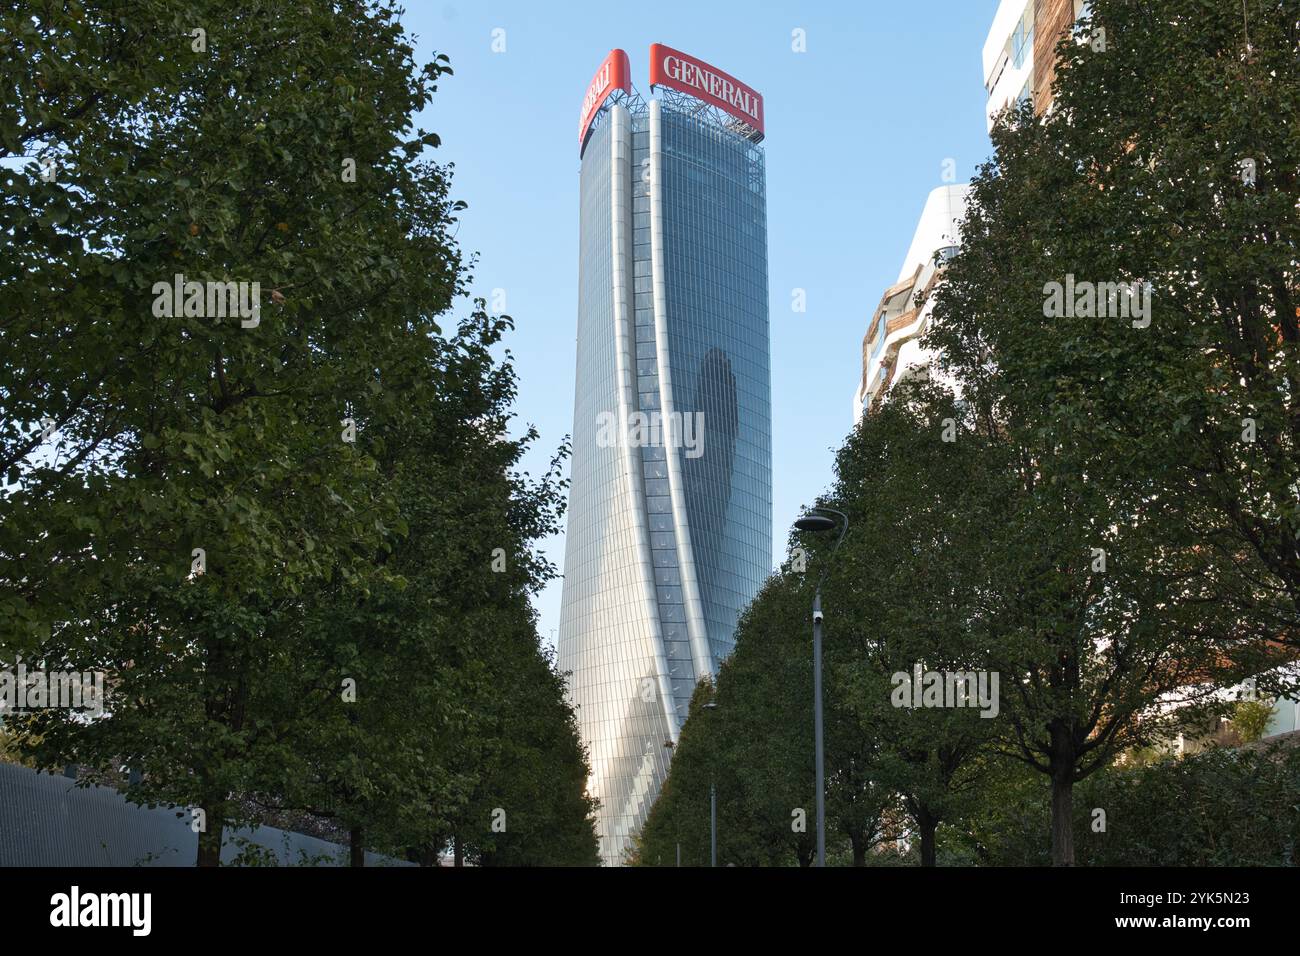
[635,571,900,867]
[1232,699,1276,745]
[937,756,1052,867]
[921,0,1300,863]
[1080,745,1300,866]
[0,0,597,866]
[956,744,1300,867]
[0,725,33,768]
[826,383,1003,863]
[933,0,1300,655]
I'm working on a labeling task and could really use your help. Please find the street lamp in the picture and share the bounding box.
[793,507,848,868]
[703,700,718,867]
[663,738,679,867]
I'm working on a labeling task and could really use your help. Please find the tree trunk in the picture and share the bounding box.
[196,817,223,867]
[1050,765,1075,866]
[411,843,440,867]
[350,826,365,867]
[453,835,463,867]
[851,835,867,867]
[1049,717,1077,866]
[916,805,938,867]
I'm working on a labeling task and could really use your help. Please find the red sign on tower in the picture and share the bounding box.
[578,49,631,147]
[648,44,763,137]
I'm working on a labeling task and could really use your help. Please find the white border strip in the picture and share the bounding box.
[610,105,680,740]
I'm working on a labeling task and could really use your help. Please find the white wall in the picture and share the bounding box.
[898,184,970,284]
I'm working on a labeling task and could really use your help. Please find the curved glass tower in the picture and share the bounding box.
[558,48,772,865]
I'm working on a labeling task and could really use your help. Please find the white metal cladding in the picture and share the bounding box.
[610,104,680,743]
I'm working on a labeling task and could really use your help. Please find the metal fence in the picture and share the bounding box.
[0,762,410,866]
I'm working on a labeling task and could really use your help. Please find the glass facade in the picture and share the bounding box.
[1011,3,1034,69]
[559,96,772,865]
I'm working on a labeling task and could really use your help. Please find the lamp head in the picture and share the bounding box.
[795,514,837,533]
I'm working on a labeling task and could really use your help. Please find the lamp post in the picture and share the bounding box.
[704,700,718,867]
[663,738,679,867]
[793,507,848,868]
[710,779,716,868]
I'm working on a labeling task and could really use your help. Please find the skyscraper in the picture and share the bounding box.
[558,45,772,865]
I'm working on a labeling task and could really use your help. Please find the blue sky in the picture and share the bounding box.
[397,1,1000,647]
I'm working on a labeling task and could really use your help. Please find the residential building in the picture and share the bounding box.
[983,0,1093,131]
[854,185,969,422]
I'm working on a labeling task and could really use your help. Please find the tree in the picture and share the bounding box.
[923,0,1300,864]
[636,565,900,867]
[1229,698,1275,745]
[1035,2,1300,650]
[248,308,542,865]
[449,638,601,868]
[1,1,206,655]
[635,600,814,868]
[3,1,598,867]
[822,383,1000,865]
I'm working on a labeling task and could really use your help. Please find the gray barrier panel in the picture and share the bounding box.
[0,762,411,867]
